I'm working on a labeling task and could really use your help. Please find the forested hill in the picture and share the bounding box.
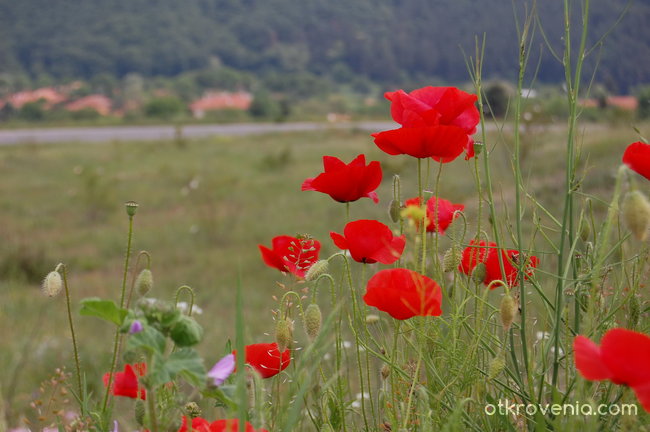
[0,0,647,92]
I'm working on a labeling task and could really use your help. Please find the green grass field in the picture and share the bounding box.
[0,121,646,428]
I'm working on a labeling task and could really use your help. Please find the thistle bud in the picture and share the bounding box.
[275,318,293,352]
[305,260,329,281]
[135,269,154,296]
[388,199,402,223]
[42,271,63,297]
[184,401,202,419]
[488,352,506,379]
[303,303,322,340]
[125,201,139,217]
[500,293,517,331]
[134,399,145,426]
[622,190,650,241]
[471,263,487,284]
[443,246,462,272]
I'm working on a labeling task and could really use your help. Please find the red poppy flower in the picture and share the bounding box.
[363,268,442,320]
[386,87,479,134]
[102,363,146,400]
[458,239,493,276]
[330,219,405,264]
[484,248,539,288]
[372,86,479,161]
[458,241,538,288]
[574,328,650,412]
[302,154,382,203]
[234,342,291,379]
[258,235,320,278]
[623,141,650,181]
[179,417,269,432]
[404,196,464,234]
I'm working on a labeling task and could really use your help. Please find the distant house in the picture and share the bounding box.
[7,87,67,109]
[579,95,638,111]
[65,94,112,116]
[189,91,253,118]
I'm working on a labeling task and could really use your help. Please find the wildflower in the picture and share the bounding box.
[129,320,143,334]
[102,363,146,400]
[330,219,405,264]
[207,353,235,387]
[363,268,442,320]
[178,417,269,432]
[403,196,464,234]
[458,240,538,288]
[373,86,479,161]
[622,141,650,181]
[573,328,650,412]
[258,235,321,278]
[234,342,291,379]
[301,154,382,203]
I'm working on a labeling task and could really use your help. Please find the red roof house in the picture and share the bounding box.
[189,91,253,118]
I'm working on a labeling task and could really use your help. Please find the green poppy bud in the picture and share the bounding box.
[471,263,487,284]
[500,293,517,331]
[275,318,293,352]
[443,246,462,272]
[135,399,145,426]
[42,271,63,297]
[303,303,322,340]
[388,199,402,223]
[305,260,329,281]
[135,269,153,296]
[622,190,650,241]
[488,352,506,380]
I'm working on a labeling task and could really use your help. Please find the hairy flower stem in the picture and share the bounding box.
[58,264,82,405]
[418,158,427,274]
[102,212,135,415]
[146,354,159,432]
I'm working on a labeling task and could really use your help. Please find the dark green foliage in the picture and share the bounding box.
[637,85,650,119]
[483,81,513,118]
[0,1,646,91]
[144,96,186,119]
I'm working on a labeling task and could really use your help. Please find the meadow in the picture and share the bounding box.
[0,109,648,430]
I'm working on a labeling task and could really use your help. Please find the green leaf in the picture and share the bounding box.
[127,324,166,354]
[79,297,128,326]
[148,348,206,388]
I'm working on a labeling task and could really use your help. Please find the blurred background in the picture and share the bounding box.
[0,0,649,427]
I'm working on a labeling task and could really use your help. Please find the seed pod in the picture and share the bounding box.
[443,246,462,272]
[125,200,139,217]
[488,352,506,380]
[305,260,329,281]
[622,190,650,241]
[471,263,487,284]
[275,318,293,352]
[579,217,591,242]
[303,303,322,340]
[135,269,154,296]
[388,199,402,223]
[380,364,391,380]
[42,271,63,297]
[500,293,517,331]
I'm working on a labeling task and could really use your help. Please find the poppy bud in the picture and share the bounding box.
[488,352,506,379]
[443,246,462,272]
[622,190,650,241]
[170,315,203,347]
[471,263,487,283]
[388,199,402,223]
[184,401,202,419]
[125,201,139,217]
[275,318,293,352]
[42,271,63,297]
[135,269,153,296]
[500,293,517,331]
[134,399,145,426]
[305,260,329,281]
[303,303,322,340]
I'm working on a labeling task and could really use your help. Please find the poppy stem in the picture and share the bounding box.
[57,263,83,406]
[418,158,427,274]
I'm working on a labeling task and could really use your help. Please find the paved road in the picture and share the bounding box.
[0,121,399,145]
